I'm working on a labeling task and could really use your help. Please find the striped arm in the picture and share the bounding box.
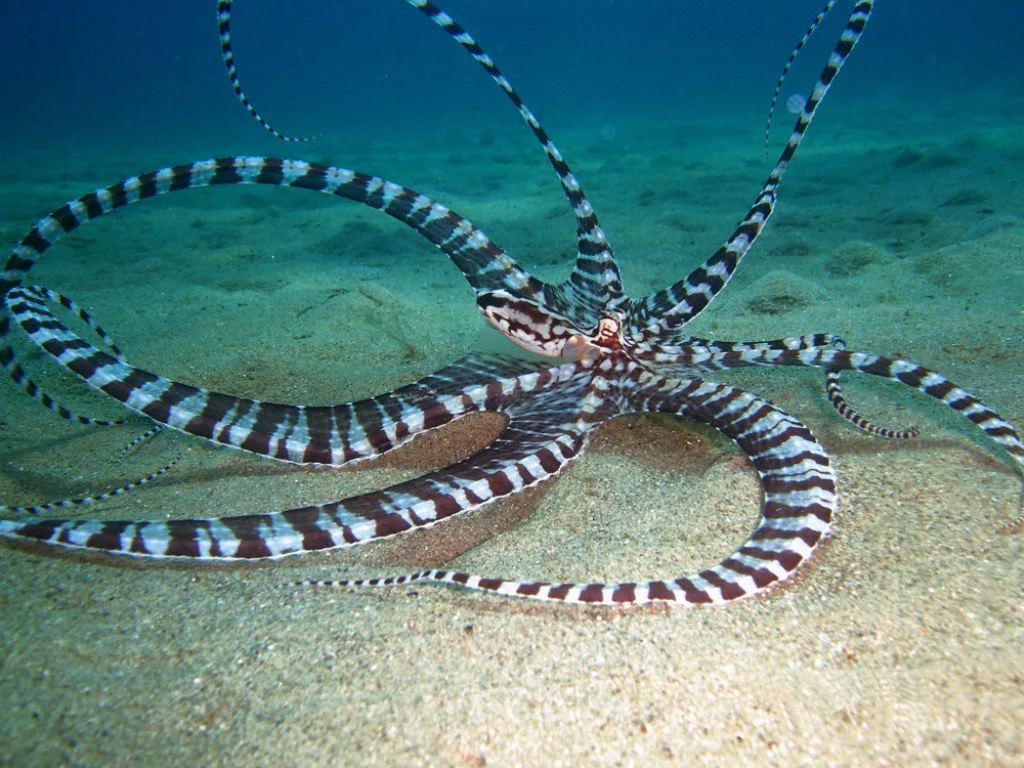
[216,1,317,143]
[821,337,918,440]
[671,344,1024,473]
[4,286,125,430]
[298,376,837,605]
[637,333,845,368]
[641,334,918,440]
[764,0,837,154]
[113,424,166,463]
[802,349,1023,469]
[404,0,622,321]
[0,285,130,426]
[0,157,546,309]
[8,284,567,467]
[627,1,873,341]
[0,365,593,559]
[0,157,571,392]
[0,458,178,517]
[216,0,620,321]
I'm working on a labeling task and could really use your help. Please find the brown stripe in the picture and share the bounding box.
[647,582,675,601]
[547,584,572,601]
[674,578,712,604]
[611,583,636,603]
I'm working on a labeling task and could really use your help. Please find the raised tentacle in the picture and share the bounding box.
[627,1,873,341]
[764,1,837,155]
[0,157,547,310]
[217,0,621,322]
[296,376,837,605]
[216,0,318,143]
[0,361,593,559]
[404,0,622,321]
[0,157,577,407]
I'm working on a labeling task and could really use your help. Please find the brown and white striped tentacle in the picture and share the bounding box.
[1,290,176,514]
[0,157,566,371]
[764,0,837,154]
[0,457,179,517]
[797,349,1022,469]
[404,0,622,321]
[0,157,546,306]
[217,0,620,322]
[8,283,564,468]
[0,286,132,427]
[669,344,1024,473]
[113,423,166,463]
[0,361,595,559]
[820,337,918,440]
[636,332,846,369]
[297,375,837,605]
[627,1,873,342]
[216,1,318,143]
[640,333,918,440]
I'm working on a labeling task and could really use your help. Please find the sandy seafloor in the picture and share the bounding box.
[2,28,1024,768]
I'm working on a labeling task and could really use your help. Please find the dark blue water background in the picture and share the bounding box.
[2,2,1021,156]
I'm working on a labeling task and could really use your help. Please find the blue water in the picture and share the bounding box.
[2,2,1021,150]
